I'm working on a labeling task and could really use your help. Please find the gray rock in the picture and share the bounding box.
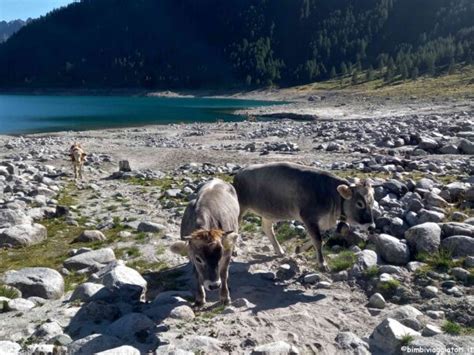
[0,341,21,355]
[335,332,370,354]
[369,293,386,309]
[422,324,442,337]
[0,209,32,228]
[94,261,147,301]
[439,144,459,154]
[350,249,378,277]
[96,345,141,355]
[33,321,63,340]
[137,221,165,233]
[73,230,106,243]
[424,192,448,208]
[165,189,182,198]
[451,267,470,282]
[0,223,47,247]
[252,341,299,355]
[405,222,441,254]
[459,138,474,154]
[464,256,474,268]
[441,236,474,257]
[418,137,438,150]
[418,209,445,223]
[422,285,438,298]
[63,248,116,271]
[68,334,124,354]
[303,273,321,284]
[106,313,155,342]
[370,318,421,355]
[169,305,195,321]
[7,298,35,311]
[386,305,423,330]
[70,282,106,302]
[3,267,64,299]
[371,234,410,265]
[441,222,474,238]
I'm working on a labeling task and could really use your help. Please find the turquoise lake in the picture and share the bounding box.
[0,95,278,134]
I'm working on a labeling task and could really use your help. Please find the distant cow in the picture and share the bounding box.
[69,143,87,180]
[233,162,375,270]
[170,178,240,306]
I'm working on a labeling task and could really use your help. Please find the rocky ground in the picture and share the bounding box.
[0,96,473,354]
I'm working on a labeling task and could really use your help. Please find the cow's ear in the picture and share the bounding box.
[337,184,353,200]
[170,241,188,256]
[222,232,238,251]
[81,153,87,158]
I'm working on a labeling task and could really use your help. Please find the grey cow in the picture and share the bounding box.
[170,178,239,306]
[233,162,375,270]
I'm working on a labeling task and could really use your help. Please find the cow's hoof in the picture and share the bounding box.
[193,301,205,310]
[318,263,329,272]
[220,297,231,306]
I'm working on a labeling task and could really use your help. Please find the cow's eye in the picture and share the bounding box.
[195,256,204,264]
[356,200,365,209]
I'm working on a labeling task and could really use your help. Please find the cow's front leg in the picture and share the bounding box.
[79,164,83,179]
[262,218,284,256]
[194,282,206,308]
[302,217,328,272]
[219,262,231,306]
[73,164,78,180]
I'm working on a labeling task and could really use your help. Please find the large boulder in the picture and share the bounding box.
[0,223,47,248]
[68,334,123,354]
[0,341,21,355]
[0,210,32,228]
[371,234,410,265]
[96,345,140,355]
[72,230,106,243]
[3,267,64,299]
[94,261,147,301]
[441,222,474,238]
[106,313,155,342]
[137,221,165,233]
[441,236,474,257]
[70,282,106,302]
[370,318,421,355]
[405,222,441,254]
[459,138,474,154]
[63,248,116,271]
[350,250,378,277]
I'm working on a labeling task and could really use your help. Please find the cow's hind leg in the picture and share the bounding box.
[262,218,284,256]
[302,217,328,271]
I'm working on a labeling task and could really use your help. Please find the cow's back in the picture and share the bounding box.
[180,179,239,237]
[233,162,346,220]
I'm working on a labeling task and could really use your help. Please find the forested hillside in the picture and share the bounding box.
[0,0,472,89]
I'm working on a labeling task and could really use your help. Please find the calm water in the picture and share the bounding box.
[0,95,278,134]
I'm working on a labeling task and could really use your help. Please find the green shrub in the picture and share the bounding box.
[328,250,356,272]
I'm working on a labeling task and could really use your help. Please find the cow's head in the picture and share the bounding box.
[170,229,238,291]
[337,179,375,231]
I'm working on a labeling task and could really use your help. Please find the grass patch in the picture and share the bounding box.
[416,249,459,272]
[299,65,474,99]
[400,334,415,346]
[328,250,356,272]
[126,259,168,273]
[275,223,304,243]
[0,284,20,299]
[363,266,379,279]
[56,182,78,206]
[376,278,400,298]
[64,272,88,292]
[199,304,226,319]
[242,222,258,233]
[442,321,462,335]
[115,246,141,259]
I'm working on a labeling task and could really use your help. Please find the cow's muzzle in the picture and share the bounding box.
[204,280,221,291]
